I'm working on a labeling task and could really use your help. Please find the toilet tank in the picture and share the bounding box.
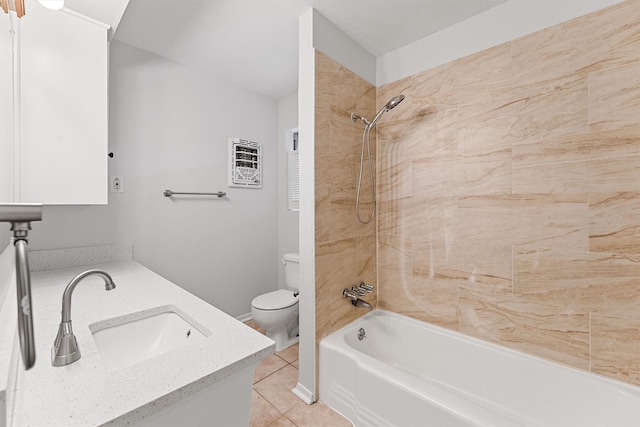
[283,252,300,292]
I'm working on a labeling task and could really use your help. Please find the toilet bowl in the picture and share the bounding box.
[251,253,299,351]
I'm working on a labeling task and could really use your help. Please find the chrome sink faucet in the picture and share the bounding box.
[51,269,116,367]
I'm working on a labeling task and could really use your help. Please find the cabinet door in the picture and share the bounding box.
[19,6,108,204]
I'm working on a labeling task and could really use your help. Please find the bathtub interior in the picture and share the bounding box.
[321,310,640,427]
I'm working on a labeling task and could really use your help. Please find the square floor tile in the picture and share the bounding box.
[276,342,299,363]
[284,399,352,427]
[267,415,297,427]
[249,390,282,427]
[254,364,300,413]
[254,353,288,384]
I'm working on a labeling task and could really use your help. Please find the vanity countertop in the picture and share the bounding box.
[5,260,274,426]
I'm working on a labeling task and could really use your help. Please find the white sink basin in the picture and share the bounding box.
[90,306,209,371]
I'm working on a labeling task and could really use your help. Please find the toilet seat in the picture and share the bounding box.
[251,289,299,311]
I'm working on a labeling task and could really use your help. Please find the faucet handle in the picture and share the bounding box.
[359,282,374,293]
[352,285,366,297]
[343,288,358,300]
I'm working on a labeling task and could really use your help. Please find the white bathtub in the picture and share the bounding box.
[320,310,640,427]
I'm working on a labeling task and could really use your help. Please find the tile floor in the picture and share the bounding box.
[245,320,352,427]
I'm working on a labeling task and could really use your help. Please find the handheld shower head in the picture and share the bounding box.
[385,94,405,110]
[368,94,405,129]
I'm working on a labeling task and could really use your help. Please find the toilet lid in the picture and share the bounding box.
[252,289,299,310]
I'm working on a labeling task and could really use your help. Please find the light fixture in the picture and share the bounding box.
[37,0,64,10]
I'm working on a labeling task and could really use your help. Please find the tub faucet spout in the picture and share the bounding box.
[353,298,372,310]
[343,286,373,310]
[51,269,116,367]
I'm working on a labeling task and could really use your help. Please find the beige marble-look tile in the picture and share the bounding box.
[456,149,512,196]
[412,157,457,196]
[512,127,640,194]
[254,353,288,384]
[315,50,374,114]
[589,61,640,132]
[377,234,412,292]
[382,274,459,330]
[377,233,458,329]
[377,197,410,237]
[356,235,377,293]
[411,61,457,106]
[452,42,513,104]
[458,194,589,251]
[512,133,591,194]
[377,158,412,202]
[315,283,332,345]
[316,237,356,345]
[587,126,640,193]
[455,93,515,196]
[513,248,640,317]
[315,237,369,339]
[591,313,640,386]
[507,73,589,147]
[413,240,512,295]
[253,365,300,414]
[510,2,622,86]
[458,289,590,370]
[250,390,282,427]
[457,99,516,159]
[329,187,376,241]
[284,399,352,427]
[590,192,640,255]
[329,104,364,160]
[314,172,331,244]
[276,343,299,364]
[378,195,458,246]
[377,103,456,165]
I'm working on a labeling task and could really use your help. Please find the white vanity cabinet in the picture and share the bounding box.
[1,5,108,205]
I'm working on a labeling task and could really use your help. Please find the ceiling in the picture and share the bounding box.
[70,0,510,100]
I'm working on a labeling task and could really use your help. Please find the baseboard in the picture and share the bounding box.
[291,383,315,405]
[235,312,252,323]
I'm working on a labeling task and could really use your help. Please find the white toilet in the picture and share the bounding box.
[251,252,299,351]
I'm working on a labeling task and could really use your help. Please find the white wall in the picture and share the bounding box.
[110,40,279,317]
[295,8,316,404]
[312,10,376,87]
[294,7,378,404]
[1,17,14,203]
[277,93,299,288]
[28,41,281,318]
[377,0,627,86]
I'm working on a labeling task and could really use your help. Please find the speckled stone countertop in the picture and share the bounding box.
[5,260,274,426]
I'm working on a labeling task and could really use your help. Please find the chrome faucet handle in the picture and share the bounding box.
[359,282,374,293]
[351,286,366,297]
[343,288,358,301]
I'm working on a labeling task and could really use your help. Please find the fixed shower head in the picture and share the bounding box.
[368,94,405,129]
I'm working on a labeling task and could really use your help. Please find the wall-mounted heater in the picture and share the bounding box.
[228,138,262,188]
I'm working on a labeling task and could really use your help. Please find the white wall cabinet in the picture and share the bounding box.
[1,4,108,205]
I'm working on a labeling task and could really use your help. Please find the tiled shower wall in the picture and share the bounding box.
[314,51,377,349]
[376,0,640,385]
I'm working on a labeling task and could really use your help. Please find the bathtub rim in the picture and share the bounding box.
[324,308,640,394]
[320,309,640,427]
